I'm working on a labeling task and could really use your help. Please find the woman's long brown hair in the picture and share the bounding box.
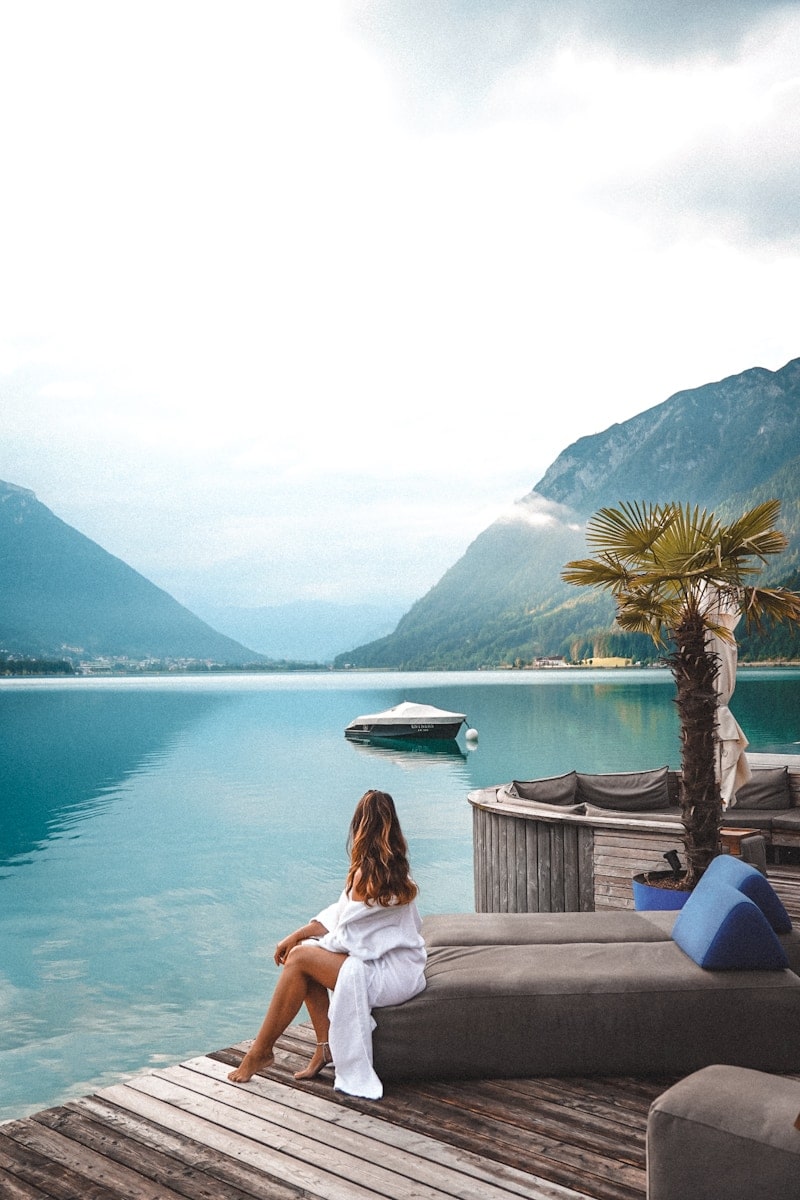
[345,790,418,907]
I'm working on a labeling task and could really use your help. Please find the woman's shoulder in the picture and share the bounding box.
[348,867,366,902]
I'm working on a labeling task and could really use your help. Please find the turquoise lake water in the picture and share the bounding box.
[2,667,800,1120]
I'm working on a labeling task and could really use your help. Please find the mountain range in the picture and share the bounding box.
[5,357,800,670]
[0,482,263,666]
[336,357,800,669]
[194,600,407,664]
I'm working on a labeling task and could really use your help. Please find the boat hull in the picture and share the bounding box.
[345,721,464,741]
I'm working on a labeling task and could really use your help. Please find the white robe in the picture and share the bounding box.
[310,891,426,1099]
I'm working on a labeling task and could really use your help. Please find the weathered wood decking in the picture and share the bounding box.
[4,1020,799,1200]
[0,1021,683,1200]
[3,869,799,1199]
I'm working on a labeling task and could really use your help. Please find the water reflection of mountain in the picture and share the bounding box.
[0,688,224,867]
[347,736,466,768]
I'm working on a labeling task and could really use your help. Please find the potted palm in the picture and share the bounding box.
[562,499,800,897]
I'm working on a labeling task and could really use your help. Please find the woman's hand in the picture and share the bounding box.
[274,920,327,965]
[274,933,300,965]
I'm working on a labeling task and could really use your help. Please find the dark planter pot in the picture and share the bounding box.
[632,870,692,911]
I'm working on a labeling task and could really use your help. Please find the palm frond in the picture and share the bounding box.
[646,504,719,572]
[741,586,800,632]
[613,591,673,643]
[584,502,675,561]
[564,498,800,645]
[561,555,631,591]
[722,500,783,549]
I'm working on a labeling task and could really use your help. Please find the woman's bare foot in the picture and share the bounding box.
[294,1041,332,1081]
[227,1049,274,1083]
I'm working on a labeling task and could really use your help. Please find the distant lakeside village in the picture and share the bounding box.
[4,652,800,678]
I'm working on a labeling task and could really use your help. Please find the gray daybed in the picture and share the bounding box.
[372,860,800,1083]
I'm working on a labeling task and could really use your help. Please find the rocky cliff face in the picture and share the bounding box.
[338,357,800,669]
[535,359,800,513]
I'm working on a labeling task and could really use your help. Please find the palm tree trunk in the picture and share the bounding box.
[670,609,721,886]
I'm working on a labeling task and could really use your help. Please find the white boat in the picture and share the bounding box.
[344,701,467,742]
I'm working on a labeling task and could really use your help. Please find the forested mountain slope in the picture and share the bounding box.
[0,481,263,664]
[338,358,800,669]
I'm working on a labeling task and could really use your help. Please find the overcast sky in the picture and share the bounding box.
[3,0,799,611]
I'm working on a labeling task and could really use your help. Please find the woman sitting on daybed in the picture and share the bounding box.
[228,788,427,1099]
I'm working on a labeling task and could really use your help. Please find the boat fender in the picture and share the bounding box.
[465,727,479,743]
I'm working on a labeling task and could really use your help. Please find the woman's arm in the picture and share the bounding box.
[274,919,328,965]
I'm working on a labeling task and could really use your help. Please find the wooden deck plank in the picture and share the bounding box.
[31,1106,263,1200]
[458,1079,647,1157]
[102,1071,497,1200]
[0,1137,61,1200]
[152,1059,530,1200]
[495,1075,670,1118]
[401,1081,646,1199]
[0,1118,192,1200]
[91,1079,399,1200]
[0,1171,49,1200]
[238,1034,641,1200]
[69,1094,309,1200]
[241,1029,647,1195]
[180,1054,573,1200]
[12,1020,799,1200]
[0,1172,50,1200]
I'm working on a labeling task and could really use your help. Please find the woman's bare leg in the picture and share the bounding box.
[293,978,332,1079]
[228,946,346,1083]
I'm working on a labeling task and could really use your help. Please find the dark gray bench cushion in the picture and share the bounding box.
[719,808,776,830]
[507,771,578,805]
[647,1065,800,1200]
[373,940,800,1082]
[729,766,792,810]
[583,804,683,823]
[493,765,799,830]
[771,809,800,831]
[577,766,671,811]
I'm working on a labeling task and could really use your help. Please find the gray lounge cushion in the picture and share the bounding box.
[729,766,791,810]
[422,910,677,947]
[647,1066,800,1200]
[507,771,578,805]
[373,940,800,1082]
[422,907,800,974]
[577,766,671,811]
[779,928,800,975]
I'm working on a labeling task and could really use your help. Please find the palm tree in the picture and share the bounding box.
[562,500,800,887]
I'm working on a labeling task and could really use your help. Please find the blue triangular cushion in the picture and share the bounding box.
[701,853,792,934]
[673,880,789,970]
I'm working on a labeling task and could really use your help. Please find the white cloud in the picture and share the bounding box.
[1,1,799,609]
